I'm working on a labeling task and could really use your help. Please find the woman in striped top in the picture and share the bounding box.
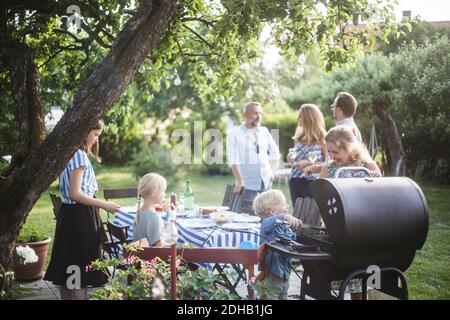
[44,120,120,300]
[288,104,326,207]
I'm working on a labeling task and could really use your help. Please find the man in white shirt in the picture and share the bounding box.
[226,102,280,198]
[331,91,362,143]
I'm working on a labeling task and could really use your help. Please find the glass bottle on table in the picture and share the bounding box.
[183,179,194,212]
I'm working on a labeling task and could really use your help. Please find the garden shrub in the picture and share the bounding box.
[130,142,185,187]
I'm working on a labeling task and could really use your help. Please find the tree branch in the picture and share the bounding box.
[182,24,217,54]
[181,17,216,28]
[175,36,185,59]
[54,28,83,43]
[37,48,64,68]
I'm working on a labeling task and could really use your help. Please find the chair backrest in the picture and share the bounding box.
[221,185,257,214]
[222,185,233,207]
[293,197,321,237]
[107,220,131,244]
[103,188,138,201]
[101,220,132,259]
[237,188,257,215]
[229,188,243,212]
[49,192,62,220]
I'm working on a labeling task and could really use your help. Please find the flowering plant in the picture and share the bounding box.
[15,246,39,265]
[247,276,279,299]
[89,245,240,300]
[90,245,180,300]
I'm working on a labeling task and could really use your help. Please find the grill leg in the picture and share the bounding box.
[300,271,334,300]
[339,268,408,300]
[362,276,367,300]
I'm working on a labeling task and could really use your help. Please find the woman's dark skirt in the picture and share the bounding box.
[44,203,108,288]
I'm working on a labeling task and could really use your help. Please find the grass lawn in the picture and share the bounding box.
[24,166,449,299]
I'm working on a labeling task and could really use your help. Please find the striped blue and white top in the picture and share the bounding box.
[59,149,99,204]
[290,143,323,180]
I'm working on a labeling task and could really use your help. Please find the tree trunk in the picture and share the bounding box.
[2,41,46,178]
[0,0,180,274]
[373,100,406,176]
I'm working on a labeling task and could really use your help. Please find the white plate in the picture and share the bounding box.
[181,220,217,229]
[201,206,230,211]
[220,223,257,231]
[232,214,260,223]
[176,211,190,217]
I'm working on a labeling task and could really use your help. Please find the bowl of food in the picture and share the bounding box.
[211,211,236,223]
[200,206,229,216]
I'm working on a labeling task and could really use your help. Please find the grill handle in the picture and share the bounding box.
[266,241,333,261]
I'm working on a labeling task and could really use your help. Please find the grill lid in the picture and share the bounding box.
[310,177,429,253]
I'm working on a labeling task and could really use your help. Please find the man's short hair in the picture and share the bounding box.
[253,189,286,217]
[243,101,261,114]
[335,92,357,117]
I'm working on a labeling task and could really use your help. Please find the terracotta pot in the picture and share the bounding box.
[14,238,51,282]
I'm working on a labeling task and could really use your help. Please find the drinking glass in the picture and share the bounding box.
[192,204,201,217]
[308,151,318,163]
[178,193,185,212]
[288,148,296,161]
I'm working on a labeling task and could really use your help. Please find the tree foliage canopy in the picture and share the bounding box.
[0,0,403,273]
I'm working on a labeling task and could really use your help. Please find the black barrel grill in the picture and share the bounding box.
[267,177,429,300]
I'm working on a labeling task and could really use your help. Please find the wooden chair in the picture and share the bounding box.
[103,187,138,218]
[237,188,257,215]
[129,239,266,299]
[293,197,321,237]
[105,220,133,258]
[49,192,62,220]
[222,185,234,207]
[222,184,243,212]
[229,188,243,212]
[103,187,138,201]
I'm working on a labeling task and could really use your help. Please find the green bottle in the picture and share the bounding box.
[184,180,194,211]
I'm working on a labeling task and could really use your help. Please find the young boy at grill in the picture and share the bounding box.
[253,190,302,300]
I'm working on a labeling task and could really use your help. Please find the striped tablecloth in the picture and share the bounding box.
[113,207,261,248]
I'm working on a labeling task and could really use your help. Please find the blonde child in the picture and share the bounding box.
[133,173,167,246]
[253,190,302,300]
[320,126,382,178]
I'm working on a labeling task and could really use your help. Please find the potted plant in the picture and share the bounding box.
[13,224,51,282]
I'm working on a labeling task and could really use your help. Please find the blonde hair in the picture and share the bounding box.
[253,190,286,217]
[325,126,372,164]
[136,173,167,223]
[293,104,326,145]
